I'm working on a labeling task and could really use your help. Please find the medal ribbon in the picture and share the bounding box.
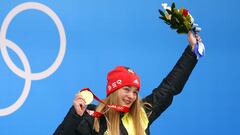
[191,23,205,59]
[194,41,205,59]
[80,88,129,117]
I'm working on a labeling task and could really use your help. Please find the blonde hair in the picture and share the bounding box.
[93,90,151,135]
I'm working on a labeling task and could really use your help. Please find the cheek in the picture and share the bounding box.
[118,92,127,100]
[129,94,137,101]
[133,95,137,101]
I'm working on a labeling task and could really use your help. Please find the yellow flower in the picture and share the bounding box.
[165,13,171,20]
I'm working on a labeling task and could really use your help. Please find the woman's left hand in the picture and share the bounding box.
[188,31,202,51]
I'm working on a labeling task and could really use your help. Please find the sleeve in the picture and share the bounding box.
[142,45,198,125]
[53,105,95,135]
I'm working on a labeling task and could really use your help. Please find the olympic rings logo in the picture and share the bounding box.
[0,2,66,116]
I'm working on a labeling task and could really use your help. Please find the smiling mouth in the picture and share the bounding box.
[124,100,132,105]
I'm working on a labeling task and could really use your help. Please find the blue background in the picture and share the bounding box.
[1,0,239,135]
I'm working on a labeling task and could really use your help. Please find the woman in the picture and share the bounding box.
[54,31,202,135]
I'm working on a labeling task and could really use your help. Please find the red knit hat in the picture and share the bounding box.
[106,66,140,96]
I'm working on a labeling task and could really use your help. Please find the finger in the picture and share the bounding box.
[74,94,83,101]
[196,36,201,42]
[78,101,86,109]
[188,31,193,37]
[75,93,86,103]
[73,99,86,110]
[198,39,202,43]
[73,94,85,103]
[74,104,85,116]
[74,98,86,106]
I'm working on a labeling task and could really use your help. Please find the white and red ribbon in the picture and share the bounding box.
[80,88,129,117]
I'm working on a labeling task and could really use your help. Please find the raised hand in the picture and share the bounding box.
[73,92,86,116]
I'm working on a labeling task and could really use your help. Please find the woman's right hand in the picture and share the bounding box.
[73,92,86,116]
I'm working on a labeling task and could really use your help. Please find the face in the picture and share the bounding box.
[117,86,138,108]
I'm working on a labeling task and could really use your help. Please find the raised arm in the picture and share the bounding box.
[54,106,96,135]
[54,91,98,135]
[143,31,201,125]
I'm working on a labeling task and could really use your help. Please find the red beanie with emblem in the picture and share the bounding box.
[106,66,140,96]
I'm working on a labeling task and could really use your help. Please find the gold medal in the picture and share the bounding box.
[79,90,93,105]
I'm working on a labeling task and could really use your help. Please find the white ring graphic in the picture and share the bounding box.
[1,2,66,80]
[0,2,66,116]
[0,39,32,116]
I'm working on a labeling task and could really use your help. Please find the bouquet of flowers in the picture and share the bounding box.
[159,2,205,59]
[159,2,201,34]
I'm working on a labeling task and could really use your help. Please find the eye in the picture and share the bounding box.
[123,87,130,91]
[133,91,138,95]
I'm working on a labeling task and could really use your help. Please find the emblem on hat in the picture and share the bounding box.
[127,69,135,74]
[133,79,139,84]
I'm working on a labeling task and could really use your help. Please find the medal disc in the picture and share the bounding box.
[80,90,94,105]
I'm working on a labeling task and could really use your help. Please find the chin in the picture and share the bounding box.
[120,103,130,108]
[124,104,132,108]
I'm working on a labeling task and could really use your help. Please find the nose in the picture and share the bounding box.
[127,91,135,99]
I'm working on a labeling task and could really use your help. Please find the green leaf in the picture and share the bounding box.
[158,9,165,17]
[183,21,190,32]
[177,27,188,34]
[171,3,176,11]
[174,17,180,25]
[166,9,172,14]
[173,8,179,16]
[165,21,171,25]
[186,15,192,23]
[170,16,180,27]
[170,24,178,29]
[175,13,184,23]
[159,16,166,21]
